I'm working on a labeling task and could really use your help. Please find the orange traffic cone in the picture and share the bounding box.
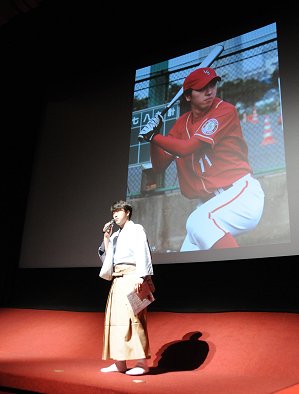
[251,106,259,124]
[261,115,276,145]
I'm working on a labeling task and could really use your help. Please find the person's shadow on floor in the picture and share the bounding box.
[149,331,209,374]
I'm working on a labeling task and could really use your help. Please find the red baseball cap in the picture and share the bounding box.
[183,67,221,91]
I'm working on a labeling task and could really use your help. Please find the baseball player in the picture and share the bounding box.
[138,67,265,250]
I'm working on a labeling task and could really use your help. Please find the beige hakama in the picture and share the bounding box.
[102,264,151,361]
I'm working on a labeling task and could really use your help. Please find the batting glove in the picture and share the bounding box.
[138,112,163,142]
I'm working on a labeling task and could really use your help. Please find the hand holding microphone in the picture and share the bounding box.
[103,219,115,233]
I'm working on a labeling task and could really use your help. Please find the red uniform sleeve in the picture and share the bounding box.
[152,134,203,157]
[194,102,238,145]
[150,142,173,173]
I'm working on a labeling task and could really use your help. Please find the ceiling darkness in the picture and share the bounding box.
[0,0,43,27]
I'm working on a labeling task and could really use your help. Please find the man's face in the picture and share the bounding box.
[112,208,129,228]
[186,80,218,111]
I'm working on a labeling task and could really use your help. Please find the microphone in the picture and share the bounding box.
[103,219,115,233]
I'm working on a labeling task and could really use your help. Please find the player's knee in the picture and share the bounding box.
[186,213,209,242]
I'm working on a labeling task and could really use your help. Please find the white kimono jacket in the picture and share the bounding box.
[99,220,153,281]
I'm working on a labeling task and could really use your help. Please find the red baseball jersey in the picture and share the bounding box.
[150,97,252,199]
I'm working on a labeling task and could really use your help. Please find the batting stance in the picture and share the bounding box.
[138,67,265,250]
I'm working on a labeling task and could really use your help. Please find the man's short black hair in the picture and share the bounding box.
[111,200,132,219]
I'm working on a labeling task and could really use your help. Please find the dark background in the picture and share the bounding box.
[1,3,299,312]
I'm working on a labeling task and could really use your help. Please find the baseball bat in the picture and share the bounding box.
[138,44,224,142]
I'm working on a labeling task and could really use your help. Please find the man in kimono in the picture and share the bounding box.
[98,200,154,376]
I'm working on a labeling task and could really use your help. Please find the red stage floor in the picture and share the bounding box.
[1,308,299,393]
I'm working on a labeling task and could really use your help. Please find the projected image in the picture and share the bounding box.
[127,23,290,261]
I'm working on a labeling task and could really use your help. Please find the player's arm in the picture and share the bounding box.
[140,111,204,165]
[152,134,203,157]
[150,143,174,172]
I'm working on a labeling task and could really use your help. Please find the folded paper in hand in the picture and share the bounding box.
[127,280,155,315]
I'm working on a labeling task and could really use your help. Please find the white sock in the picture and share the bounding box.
[100,361,127,373]
[125,359,149,375]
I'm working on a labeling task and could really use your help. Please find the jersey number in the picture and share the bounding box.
[198,154,212,173]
